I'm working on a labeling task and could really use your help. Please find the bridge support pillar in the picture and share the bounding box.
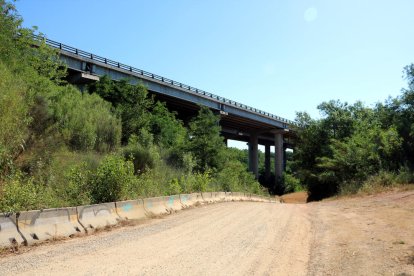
[265,144,271,182]
[274,133,284,192]
[248,133,259,179]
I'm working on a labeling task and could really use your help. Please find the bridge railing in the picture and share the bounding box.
[36,35,295,126]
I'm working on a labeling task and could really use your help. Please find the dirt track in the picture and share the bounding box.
[0,191,413,275]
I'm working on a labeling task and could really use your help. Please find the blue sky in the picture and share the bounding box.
[16,0,413,122]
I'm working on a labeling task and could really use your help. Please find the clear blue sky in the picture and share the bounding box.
[15,0,414,121]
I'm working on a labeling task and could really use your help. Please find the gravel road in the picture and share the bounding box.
[1,190,413,275]
[0,202,311,275]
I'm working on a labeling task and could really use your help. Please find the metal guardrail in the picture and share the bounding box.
[34,35,295,126]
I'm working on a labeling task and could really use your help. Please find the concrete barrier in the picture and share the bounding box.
[77,203,120,232]
[115,199,146,221]
[18,207,83,244]
[164,195,183,213]
[191,193,204,205]
[143,197,169,217]
[201,192,214,203]
[225,192,233,201]
[0,213,24,247]
[216,192,227,201]
[244,193,252,201]
[211,192,226,202]
[230,192,244,201]
[179,194,193,208]
[179,193,204,208]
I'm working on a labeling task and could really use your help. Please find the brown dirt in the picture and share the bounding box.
[0,190,413,275]
[281,191,309,203]
[308,190,414,275]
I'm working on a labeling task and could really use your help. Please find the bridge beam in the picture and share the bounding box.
[248,133,259,179]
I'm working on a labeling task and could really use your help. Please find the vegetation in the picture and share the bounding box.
[1,1,412,211]
[292,67,414,200]
[0,1,265,212]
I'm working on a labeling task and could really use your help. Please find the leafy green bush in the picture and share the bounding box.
[87,76,152,143]
[0,63,31,177]
[0,175,61,212]
[168,178,182,195]
[0,178,39,212]
[53,86,121,152]
[123,134,159,174]
[395,166,414,184]
[91,155,135,203]
[283,173,303,193]
[60,162,92,206]
[191,171,212,192]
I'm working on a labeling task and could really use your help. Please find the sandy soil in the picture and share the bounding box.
[308,190,414,275]
[281,191,308,203]
[0,190,413,275]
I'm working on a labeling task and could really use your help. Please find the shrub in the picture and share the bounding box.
[0,63,31,177]
[283,173,303,194]
[60,162,92,206]
[123,134,159,174]
[395,166,414,184]
[168,178,182,195]
[192,171,212,192]
[91,155,134,203]
[0,178,39,212]
[52,86,121,152]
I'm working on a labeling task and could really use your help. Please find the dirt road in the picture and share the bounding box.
[0,190,413,275]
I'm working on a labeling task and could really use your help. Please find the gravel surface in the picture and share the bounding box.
[0,191,413,275]
[0,202,311,275]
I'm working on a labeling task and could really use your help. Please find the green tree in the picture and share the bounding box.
[187,107,226,173]
[88,76,152,143]
[149,101,187,148]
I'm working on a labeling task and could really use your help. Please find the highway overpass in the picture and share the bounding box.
[40,36,295,189]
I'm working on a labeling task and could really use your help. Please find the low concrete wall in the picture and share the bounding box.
[0,191,277,248]
[231,192,245,201]
[0,213,24,247]
[191,193,204,205]
[115,199,146,221]
[143,197,169,216]
[179,194,193,208]
[18,207,83,245]
[164,195,183,213]
[201,192,214,203]
[77,203,120,232]
[213,192,226,202]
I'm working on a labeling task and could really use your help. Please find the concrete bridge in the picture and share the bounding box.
[41,36,295,189]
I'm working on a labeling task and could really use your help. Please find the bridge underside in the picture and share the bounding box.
[64,58,295,193]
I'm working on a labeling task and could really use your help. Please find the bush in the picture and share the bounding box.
[0,178,39,212]
[123,134,159,174]
[283,173,303,194]
[60,162,92,206]
[168,178,182,195]
[395,166,414,184]
[0,175,62,212]
[91,155,134,203]
[0,63,30,177]
[192,171,212,192]
[52,86,121,152]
